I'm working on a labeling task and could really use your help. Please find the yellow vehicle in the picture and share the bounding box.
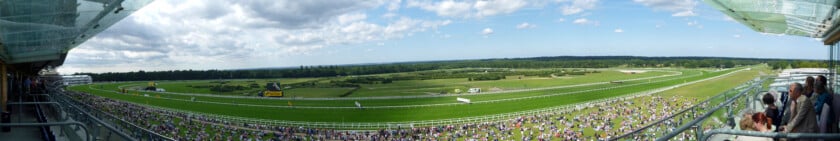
[144,81,157,91]
[260,82,283,97]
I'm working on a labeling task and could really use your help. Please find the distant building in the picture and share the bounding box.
[468,88,481,93]
[60,75,93,85]
[619,70,647,74]
[768,68,832,91]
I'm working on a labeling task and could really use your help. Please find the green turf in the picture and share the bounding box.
[68,68,745,123]
[283,87,355,98]
[147,78,320,96]
[132,69,672,98]
[349,70,671,97]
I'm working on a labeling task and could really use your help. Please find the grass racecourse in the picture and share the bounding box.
[68,67,761,123]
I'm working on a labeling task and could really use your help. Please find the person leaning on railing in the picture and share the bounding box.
[762,93,782,132]
[779,82,819,140]
[804,77,815,98]
[812,75,836,133]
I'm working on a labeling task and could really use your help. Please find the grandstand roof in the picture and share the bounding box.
[704,0,840,45]
[0,0,153,73]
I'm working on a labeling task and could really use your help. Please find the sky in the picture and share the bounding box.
[57,0,830,74]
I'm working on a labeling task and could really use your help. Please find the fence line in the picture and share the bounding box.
[113,68,747,130]
[609,77,764,140]
[89,69,717,110]
[112,70,686,101]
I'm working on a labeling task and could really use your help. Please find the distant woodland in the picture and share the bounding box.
[75,56,827,81]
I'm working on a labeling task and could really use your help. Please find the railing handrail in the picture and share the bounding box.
[703,129,840,140]
[0,121,91,141]
[51,86,174,141]
[654,78,763,141]
[608,78,756,140]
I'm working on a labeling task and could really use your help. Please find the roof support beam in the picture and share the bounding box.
[1,61,6,112]
[9,54,60,64]
[824,26,840,45]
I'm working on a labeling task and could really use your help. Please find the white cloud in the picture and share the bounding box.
[482,28,494,35]
[555,18,566,23]
[59,0,452,73]
[387,0,402,11]
[559,0,599,15]
[723,16,736,22]
[474,0,528,17]
[382,13,398,18]
[733,34,741,38]
[407,0,528,18]
[572,18,599,26]
[671,11,696,17]
[407,0,473,17]
[633,0,697,17]
[516,22,537,29]
[337,13,367,24]
[614,28,624,33]
[686,20,702,28]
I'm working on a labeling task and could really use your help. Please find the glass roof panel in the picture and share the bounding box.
[0,0,154,64]
[704,0,839,38]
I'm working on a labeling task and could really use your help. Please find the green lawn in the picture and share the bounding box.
[129,69,673,98]
[349,70,672,97]
[67,68,743,123]
[149,78,320,96]
[283,87,355,98]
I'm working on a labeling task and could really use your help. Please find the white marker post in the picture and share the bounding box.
[457,97,471,104]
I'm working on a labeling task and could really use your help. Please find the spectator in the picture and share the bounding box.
[813,75,836,133]
[752,113,772,132]
[23,77,31,94]
[736,113,770,141]
[813,76,830,114]
[762,93,781,132]
[804,77,815,98]
[740,113,756,131]
[783,83,818,136]
[743,113,774,141]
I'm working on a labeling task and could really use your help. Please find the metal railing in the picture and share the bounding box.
[654,77,762,141]
[703,129,840,140]
[26,80,175,141]
[608,78,761,140]
[53,90,174,141]
[0,121,91,141]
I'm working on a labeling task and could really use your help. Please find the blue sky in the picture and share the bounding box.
[57,0,828,74]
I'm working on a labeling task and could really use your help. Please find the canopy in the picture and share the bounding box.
[0,0,153,72]
[704,0,840,45]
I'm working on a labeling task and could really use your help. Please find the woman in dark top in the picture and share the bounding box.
[804,76,815,97]
[763,93,782,132]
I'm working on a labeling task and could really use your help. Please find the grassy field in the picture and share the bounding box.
[67,67,751,123]
[655,65,767,129]
[126,69,672,98]
[140,78,320,96]
[283,88,356,98]
[350,70,671,97]
[659,67,761,98]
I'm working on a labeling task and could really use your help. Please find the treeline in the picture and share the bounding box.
[288,68,598,89]
[75,56,826,82]
[767,60,827,69]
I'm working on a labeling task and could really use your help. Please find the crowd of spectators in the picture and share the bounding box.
[739,75,839,140]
